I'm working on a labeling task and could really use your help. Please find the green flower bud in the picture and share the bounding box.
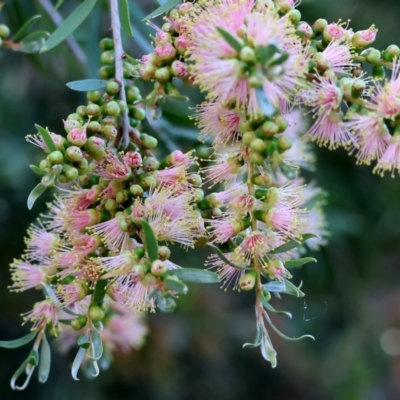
[140,175,158,190]
[366,48,381,65]
[128,106,145,121]
[130,184,144,197]
[158,246,171,261]
[105,199,119,211]
[86,103,101,117]
[87,121,101,134]
[100,51,115,65]
[251,173,272,186]
[66,146,83,162]
[193,188,205,203]
[187,173,202,187]
[250,138,265,153]
[77,158,88,170]
[132,264,147,279]
[76,105,87,117]
[274,115,289,133]
[288,9,301,24]
[239,270,257,291]
[115,190,131,204]
[261,120,279,136]
[151,260,167,276]
[155,67,171,83]
[372,65,385,79]
[141,133,158,149]
[105,100,121,116]
[86,136,106,159]
[250,152,264,165]
[351,79,366,98]
[39,159,48,171]
[142,156,160,172]
[106,80,120,95]
[63,165,79,182]
[87,91,101,103]
[67,113,82,122]
[211,208,223,217]
[100,38,114,51]
[99,66,115,79]
[126,86,142,103]
[139,63,157,80]
[278,136,292,151]
[64,119,81,134]
[242,131,256,146]
[313,18,328,34]
[89,305,105,321]
[71,315,88,331]
[0,24,10,39]
[123,62,135,79]
[48,150,64,165]
[240,46,256,63]
[382,45,400,62]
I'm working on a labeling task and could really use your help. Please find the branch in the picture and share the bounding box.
[37,0,86,67]
[110,0,130,149]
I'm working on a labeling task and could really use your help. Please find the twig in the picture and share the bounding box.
[37,0,86,68]
[110,0,130,149]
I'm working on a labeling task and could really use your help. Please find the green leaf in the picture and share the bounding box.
[258,44,278,65]
[77,333,91,350]
[216,27,242,52]
[28,348,40,366]
[30,165,47,175]
[142,0,182,21]
[35,124,57,152]
[54,0,65,11]
[10,356,35,391]
[42,282,61,306]
[93,279,108,303]
[269,52,290,67]
[15,31,50,54]
[264,312,314,342]
[71,347,86,381]
[260,293,292,319]
[0,331,37,349]
[38,335,51,383]
[89,329,103,361]
[156,292,176,313]
[242,324,263,349]
[256,86,275,117]
[167,95,190,102]
[12,15,41,42]
[119,0,133,37]
[41,0,99,53]
[282,279,305,297]
[263,281,285,293]
[280,162,297,180]
[260,331,277,367]
[66,79,108,92]
[167,268,219,283]
[27,183,47,210]
[207,244,246,269]
[284,257,317,268]
[268,233,318,254]
[138,220,159,262]
[164,277,188,294]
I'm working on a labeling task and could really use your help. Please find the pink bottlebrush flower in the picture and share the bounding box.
[65,209,99,233]
[263,206,307,239]
[165,150,194,167]
[24,222,59,261]
[320,40,355,74]
[9,260,47,292]
[22,300,58,330]
[206,252,246,290]
[99,250,136,274]
[264,258,291,281]
[228,193,257,215]
[25,132,63,152]
[89,216,130,253]
[154,42,176,60]
[195,102,243,146]
[207,216,249,244]
[234,230,282,264]
[148,21,171,46]
[306,112,355,149]
[323,22,350,42]
[346,113,391,165]
[63,186,102,211]
[263,183,305,209]
[42,195,68,233]
[94,150,131,180]
[374,133,400,177]
[352,25,377,48]
[171,60,188,78]
[206,183,248,208]
[125,151,142,168]
[156,164,189,190]
[55,283,86,307]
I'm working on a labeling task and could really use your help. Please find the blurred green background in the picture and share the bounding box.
[2,0,400,399]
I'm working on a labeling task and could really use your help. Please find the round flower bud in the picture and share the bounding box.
[155,42,176,61]
[48,151,64,165]
[86,103,100,117]
[351,79,366,98]
[240,46,256,63]
[382,45,400,62]
[278,136,292,151]
[100,51,115,65]
[66,146,83,162]
[86,137,106,159]
[261,120,279,136]
[351,25,377,49]
[170,60,189,78]
[101,123,118,140]
[105,100,121,116]
[63,166,79,182]
[250,138,265,153]
[131,264,147,279]
[87,90,101,103]
[239,270,257,291]
[130,184,144,197]
[372,65,385,80]
[248,75,263,88]
[39,159,49,171]
[187,173,202,187]
[141,134,158,149]
[142,156,160,172]
[123,62,135,78]
[106,80,120,95]
[71,316,88,331]
[89,306,105,321]
[288,9,301,24]
[366,48,381,65]
[125,151,142,168]
[158,246,171,261]
[116,190,131,204]
[67,113,82,122]
[250,152,264,165]
[105,199,119,211]
[0,24,10,39]
[100,38,114,51]
[77,158,88,170]
[242,131,256,146]
[251,173,272,186]
[151,260,167,276]
[86,121,100,135]
[140,175,158,190]
[99,66,115,79]
[139,62,157,80]
[126,86,141,102]
[323,23,346,42]
[128,106,146,121]
[296,22,313,40]
[63,119,81,134]
[155,67,171,83]
[68,125,87,146]
[313,18,328,34]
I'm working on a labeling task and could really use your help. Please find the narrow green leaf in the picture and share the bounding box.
[167,268,219,283]
[264,312,314,342]
[89,329,103,361]
[77,333,91,350]
[207,244,246,270]
[167,95,190,102]
[28,348,40,366]
[142,0,182,21]
[282,279,305,297]
[156,292,176,313]
[0,331,37,349]
[138,220,159,262]
[263,281,285,293]
[119,0,133,37]
[30,165,46,175]
[38,335,51,383]
[260,332,277,367]
[269,239,301,254]
[93,279,108,303]
[41,172,57,188]
[269,52,290,67]
[258,44,278,65]
[216,27,242,52]
[15,31,50,54]
[260,293,292,318]
[71,347,86,381]
[302,233,319,242]
[256,86,275,117]
[27,183,47,210]
[242,324,263,349]
[66,79,108,92]
[10,357,34,391]
[35,124,57,152]
[164,277,188,294]
[41,0,98,53]
[54,0,65,11]
[12,15,41,42]
[284,257,317,268]
[42,282,61,306]
[280,162,297,180]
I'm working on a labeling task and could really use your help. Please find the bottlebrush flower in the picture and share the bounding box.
[208,217,250,244]
[319,40,355,74]
[94,150,131,180]
[24,222,59,261]
[9,260,47,292]
[374,132,400,177]
[55,283,87,307]
[22,300,58,330]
